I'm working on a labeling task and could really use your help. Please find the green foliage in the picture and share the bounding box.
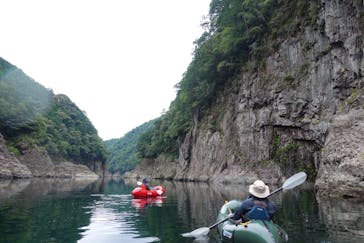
[6,145,20,156]
[0,57,107,166]
[105,119,156,174]
[273,134,300,168]
[0,60,52,135]
[272,134,318,180]
[137,115,179,159]
[137,0,320,160]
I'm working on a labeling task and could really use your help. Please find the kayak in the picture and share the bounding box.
[217,200,288,243]
[131,185,165,198]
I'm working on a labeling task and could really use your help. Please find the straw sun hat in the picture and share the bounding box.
[249,180,270,198]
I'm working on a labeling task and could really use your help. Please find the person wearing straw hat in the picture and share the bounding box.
[229,180,277,224]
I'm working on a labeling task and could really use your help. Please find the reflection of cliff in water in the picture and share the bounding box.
[124,178,364,242]
[0,179,30,199]
[0,178,102,243]
[124,178,257,231]
[0,178,99,200]
[317,196,364,243]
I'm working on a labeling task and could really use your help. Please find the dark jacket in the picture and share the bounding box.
[232,196,277,221]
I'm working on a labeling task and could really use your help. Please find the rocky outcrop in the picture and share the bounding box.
[129,0,364,198]
[54,162,99,179]
[0,133,32,178]
[0,132,99,179]
[316,110,364,198]
[17,141,55,177]
[124,156,181,181]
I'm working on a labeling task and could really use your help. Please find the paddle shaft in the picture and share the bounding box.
[268,187,283,197]
[209,217,231,229]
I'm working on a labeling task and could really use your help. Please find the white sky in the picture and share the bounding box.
[0,0,211,140]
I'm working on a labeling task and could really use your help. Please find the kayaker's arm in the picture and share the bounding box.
[229,199,252,224]
[229,215,242,225]
[234,199,252,219]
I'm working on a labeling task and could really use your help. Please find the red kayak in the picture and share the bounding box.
[132,184,165,198]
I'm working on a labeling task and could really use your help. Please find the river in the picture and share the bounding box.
[0,178,363,243]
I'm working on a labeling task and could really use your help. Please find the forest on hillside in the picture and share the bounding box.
[105,119,156,174]
[0,58,107,167]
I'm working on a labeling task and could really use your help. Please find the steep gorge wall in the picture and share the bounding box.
[174,0,364,198]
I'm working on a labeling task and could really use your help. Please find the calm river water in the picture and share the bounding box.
[0,178,363,243]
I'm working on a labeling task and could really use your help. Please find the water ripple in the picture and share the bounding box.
[78,193,160,242]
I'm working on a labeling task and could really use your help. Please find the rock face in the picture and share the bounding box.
[54,162,99,179]
[129,0,364,198]
[0,133,32,178]
[0,132,99,179]
[316,110,364,198]
[17,141,55,177]
[125,156,181,181]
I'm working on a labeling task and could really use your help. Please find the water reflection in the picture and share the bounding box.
[79,194,160,243]
[317,195,364,243]
[0,178,97,243]
[0,179,30,199]
[0,178,363,243]
[132,197,166,209]
[0,177,99,199]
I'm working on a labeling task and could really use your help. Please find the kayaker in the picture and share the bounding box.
[141,178,151,190]
[229,180,277,224]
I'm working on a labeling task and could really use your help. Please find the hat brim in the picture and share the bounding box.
[249,184,270,198]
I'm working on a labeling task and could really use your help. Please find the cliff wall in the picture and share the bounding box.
[179,0,364,198]
[127,0,364,198]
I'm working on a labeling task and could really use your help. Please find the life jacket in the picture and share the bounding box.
[245,199,270,220]
[141,183,151,190]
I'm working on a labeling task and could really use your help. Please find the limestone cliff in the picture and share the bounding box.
[178,0,364,198]
[127,0,364,198]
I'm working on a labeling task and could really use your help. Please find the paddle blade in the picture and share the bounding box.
[282,172,307,190]
[181,227,210,237]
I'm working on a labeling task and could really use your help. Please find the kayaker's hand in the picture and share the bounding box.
[228,213,241,225]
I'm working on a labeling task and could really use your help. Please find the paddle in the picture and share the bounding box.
[181,171,307,238]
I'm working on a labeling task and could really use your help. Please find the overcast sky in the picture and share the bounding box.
[0,0,211,140]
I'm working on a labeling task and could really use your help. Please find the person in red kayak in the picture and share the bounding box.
[229,180,277,224]
[141,178,151,190]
